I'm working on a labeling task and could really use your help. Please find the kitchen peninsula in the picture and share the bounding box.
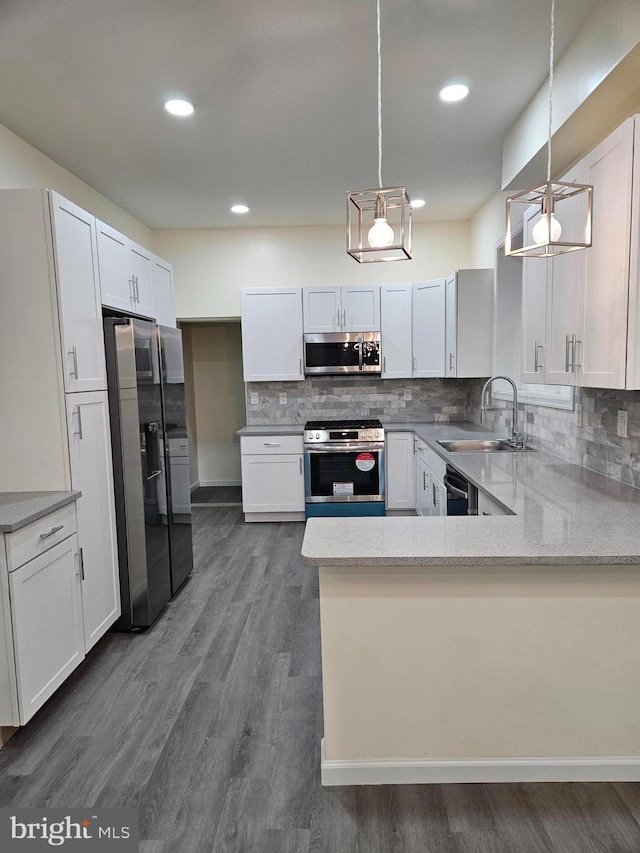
[302,423,640,786]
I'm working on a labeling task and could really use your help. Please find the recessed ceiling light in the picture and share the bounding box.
[164,99,194,117]
[410,198,426,209]
[439,84,469,103]
[230,204,250,214]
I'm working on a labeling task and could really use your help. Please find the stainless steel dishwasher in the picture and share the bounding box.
[443,465,478,516]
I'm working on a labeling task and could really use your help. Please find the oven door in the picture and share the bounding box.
[304,442,385,502]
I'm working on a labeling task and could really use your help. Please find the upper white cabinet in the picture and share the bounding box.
[50,192,106,393]
[241,288,304,381]
[412,279,446,377]
[521,116,637,390]
[96,220,156,319]
[381,284,413,379]
[303,285,380,332]
[153,256,176,327]
[444,269,493,378]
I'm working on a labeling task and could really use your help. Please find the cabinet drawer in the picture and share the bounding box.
[241,435,303,455]
[6,503,77,572]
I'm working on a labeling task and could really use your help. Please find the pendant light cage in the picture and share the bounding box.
[347,186,412,263]
[505,180,593,258]
[504,0,593,258]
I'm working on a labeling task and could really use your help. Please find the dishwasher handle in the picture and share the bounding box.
[443,473,468,499]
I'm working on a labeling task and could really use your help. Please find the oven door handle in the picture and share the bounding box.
[304,442,385,453]
[443,474,468,499]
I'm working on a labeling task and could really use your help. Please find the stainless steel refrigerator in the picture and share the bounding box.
[104,317,193,630]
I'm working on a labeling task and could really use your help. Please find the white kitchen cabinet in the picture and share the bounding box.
[477,491,509,516]
[0,189,120,670]
[414,439,447,517]
[303,286,380,332]
[415,456,432,517]
[381,284,413,379]
[385,432,416,511]
[1,503,85,727]
[9,533,84,724]
[412,279,446,377]
[66,391,120,652]
[153,256,176,327]
[240,435,305,521]
[444,269,494,378]
[50,192,106,393]
[97,220,156,319]
[241,288,304,381]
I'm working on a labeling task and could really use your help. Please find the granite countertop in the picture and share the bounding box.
[0,491,81,534]
[302,420,640,567]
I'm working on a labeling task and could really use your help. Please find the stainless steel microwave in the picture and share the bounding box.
[303,332,381,375]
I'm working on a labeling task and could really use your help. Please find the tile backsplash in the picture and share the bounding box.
[246,376,469,425]
[466,380,640,490]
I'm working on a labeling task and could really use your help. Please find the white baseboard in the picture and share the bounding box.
[244,512,306,523]
[320,740,640,786]
[190,481,200,493]
[198,479,242,487]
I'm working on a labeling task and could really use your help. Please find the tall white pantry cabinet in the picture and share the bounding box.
[0,189,120,656]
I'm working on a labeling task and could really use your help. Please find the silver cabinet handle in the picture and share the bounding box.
[572,335,581,369]
[413,437,417,454]
[449,353,454,371]
[128,277,136,302]
[534,340,545,372]
[565,334,572,372]
[299,457,303,475]
[68,345,78,379]
[432,482,437,507]
[383,355,386,373]
[263,442,281,446]
[79,547,85,580]
[423,470,426,490]
[413,355,417,373]
[40,524,64,541]
[73,405,83,439]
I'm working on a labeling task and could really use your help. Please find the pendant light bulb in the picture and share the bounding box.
[532,211,562,245]
[368,217,395,248]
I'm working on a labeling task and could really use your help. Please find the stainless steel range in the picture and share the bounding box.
[303,418,385,517]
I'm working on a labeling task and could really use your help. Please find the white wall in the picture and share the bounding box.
[0,121,152,245]
[154,221,471,321]
[187,323,245,486]
[470,192,509,269]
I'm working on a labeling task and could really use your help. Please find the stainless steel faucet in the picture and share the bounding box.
[480,375,524,449]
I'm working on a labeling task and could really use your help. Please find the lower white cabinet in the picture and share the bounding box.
[385,432,416,511]
[240,435,305,521]
[66,391,120,652]
[1,503,85,726]
[477,491,509,516]
[415,440,447,518]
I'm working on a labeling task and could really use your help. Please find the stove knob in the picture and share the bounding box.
[315,432,320,439]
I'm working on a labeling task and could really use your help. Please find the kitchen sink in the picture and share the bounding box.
[437,439,536,453]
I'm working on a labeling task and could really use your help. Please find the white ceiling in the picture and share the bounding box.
[0,0,599,230]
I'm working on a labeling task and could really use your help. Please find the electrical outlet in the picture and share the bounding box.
[279,392,287,404]
[617,409,628,438]
[575,402,583,427]
[250,391,259,405]
[403,388,412,401]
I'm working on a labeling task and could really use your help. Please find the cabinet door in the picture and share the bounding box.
[545,167,586,385]
[385,432,416,510]
[241,454,305,512]
[0,545,18,726]
[303,287,341,332]
[412,279,445,377]
[241,288,304,381]
[521,207,548,384]
[129,240,155,318]
[96,220,134,312]
[9,534,84,724]
[415,457,432,517]
[153,256,176,327]
[342,285,381,331]
[579,119,633,389]
[432,477,447,517]
[67,391,120,652]
[381,285,412,379]
[445,275,457,377]
[49,192,106,392]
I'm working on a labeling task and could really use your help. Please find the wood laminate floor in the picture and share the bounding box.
[191,486,242,506]
[1,506,640,852]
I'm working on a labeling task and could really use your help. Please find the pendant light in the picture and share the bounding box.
[505,0,592,258]
[347,0,412,262]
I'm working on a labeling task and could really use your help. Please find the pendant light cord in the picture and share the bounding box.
[546,0,555,184]
[377,0,383,189]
